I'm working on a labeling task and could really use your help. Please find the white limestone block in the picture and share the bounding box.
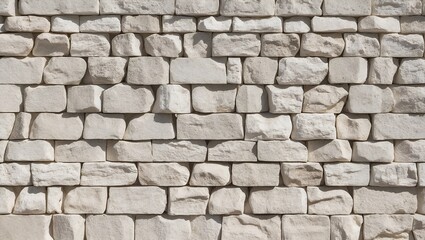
[367,57,398,84]
[243,57,278,84]
[0,0,15,16]
[373,113,425,140]
[168,186,209,215]
[190,163,231,186]
[212,33,261,57]
[328,57,368,84]
[81,162,137,186]
[63,187,107,214]
[381,33,424,57]
[127,57,169,85]
[261,33,300,57]
[145,34,182,57]
[0,85,22,112]
[363,214,413,240]
[358,16,400,32]
[138,163,190,186]
[135,215,191,240]
[249,187,307,214]
[281,215,330,240]
[43,57,87,85]
[107,187,166,214]
[308,140,352,163]
[163,15,196,33]
[395,58,425,84]
[336,114,371,140]
[67,85,103,113]
[86,215,134,240]
[5,140,54,162]
[220,0,275,17]
[0,113,15,139]
[80,15,121,33]
[193,85,237,113]
[208,187,246,214]
[266,85,303,114]
[152,140,207,162]
[291,113,336,140]
[226,57,242,84]
[312,17,357,32]
[324,163,370,186]
[24,85,66,112]
[183,32,212,57]
[343,33,380,57]
[222,215,281,240]
[245,113,292,141]
[372,0,422,16]
[0,187,15,213]
[122,15,161,33]
[103,84,154,113]
[111,33,143,56]
[83,113,126,140]
[307,187,353,215]
[51,16,79,33]
[33,33,69,56]
[353,141,394,163]
[257,140,308,162]
[300,33,345,57]
[55,140,106,162]
[0,215,52,240]
[107,140,152,162]
[281,163,323,186]
[99,0,175,14]
[330,215,363,240]
[323,0,371,16]
[0,33,33,56]
[208,140,257,162]
[53,215,85,240]
[190,216,222,240]
[31,163,80,186]
[370,163,417,186]
[176,0,219,15]
[302,85,348,113]
[170,58,226,84]
[47,187,63,214]
[277,57,328,85]
[70,33,110,57]
[233,17,282,33]
[395,140,425,162]
[0,141,6,162]
[392,86,425,113]
[125,114,175,140]
[0,57,46,84]
[401,16,425,33]
[14,186,46,214]
[198,16,232,32]
[233,163,280,186]
[236,85,268,113]
[0,163,31,185]
[413,214,425,240]
[276,0,322,16]
[20,0,99,15]
[86,57,129,86]
[348,85,394,113]
[5,16,50,32]
[284,17,311,33]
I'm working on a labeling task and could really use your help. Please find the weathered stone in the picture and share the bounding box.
[212,33,261,56]
[401,16,425,33]
[127,57,169,85]
[381,33,424,57]
[328,57,368,84]
[51,16,79,33]
[112,33,143,56]
[226,57,242,84]
[233,17,282,33]
[107,187,166,214]
[281,215,330,240]
[193,85,237,113]
[198,16,232,32]
[80,15,121,33]
[222,215,281,240]
[373,113,425,140]
[284,17,311,33]
[176,0,219,15]
[122,15,161,33]
[358,16,400,32]
[354,187,417,214]
[372,0,422,16]
[245,113,292,141]
[5,16,49,32]
[145,34,182,57]
[67,85,104,113]
[83,113,126,139]
[20,0,99,15]
[308,140,352,162]
[184,32,212,57]
[236,85,268,113]
[0,187,15,213]
[363,214,413,240]
[0,0,15,16]
[307,187,353,215]
[249,187,307,214]
[31,163,80,186]
[86,215,134,240]
[261,33,300,57]
[107,140,152,162]
[5,140,54,162]
[70,33,110,57]
[0,85,22,112]
[0,163,31,186]
[281,163,323,187]
[0,215,52,240]
[266,85,303,114]
[99,0,175,14]
[43,57,87,85]
[395,140,425,162]
[135,215,191,240]
[125,114,175,140]
[190,216,222,240]
[312,17,357,32]
[243,57,278,84]
[336,114,371,140]
[190,163,230,186]
[63,187,107,214]
[396,58,425,84]
[208,187,247,214]
[0,113,15,139]
[324,163,370,186]
[170,58,226,84]
[0,57,46,84]
[177,114,243,140]
[139,163,190,186]
[0,141,6,162]
[277,57,328,85]
[323,0,371,16]
[24,85,67,112]
[300,33,345,57]
[208,140,257,162]
[347,85,394,113]
[302,85,348,113]
[103,84,154,113]
[0,33,33,56]
[14,186,46,214]
[152,140,207,162]
[413,214,425,240]
[56,140,106,162]
[85,57,127,84]
[353,141,394,163]
[276,0,322,16]
[291,113,336,140]
[233,163,280,186]
[258,140,308,162]
[163,15,196,33]
[53,215,85,240]
[168,186,209,215]
[33,33,69,56]
[370,163,417,186]
[47,187,62,214]
[343,33,380,57]
[81,162,137,186]
[220,0,275,16]
[392,86,425,113]
[330,215,363,240]
[367,57,398,84]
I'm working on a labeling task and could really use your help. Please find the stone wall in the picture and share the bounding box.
[0,0,424,239]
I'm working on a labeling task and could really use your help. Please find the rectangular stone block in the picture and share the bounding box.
[222,215,281,240]
[324,163,370,186]
[125,113,175,140]
[323,0,371,16]
[5,140,54,162]
[55,140,106,163]
[107,140,152,162]
[100,0,175,14]
[248,187,307,214]
[81,162,137,186]
[20,0,99,15]
[282,215,330,240]
[31,163,81,186]
[152,140,207,162]
[212,33,261,56]
[30,113,84,140]
[64,187,107,214]
[373,113,425,140]
[86,215,134,240]
[276,0,322,16]
[107,187,166,214]
[0,57,46,84]
[0,163,31,186]
[208,140,257,162]
[220,0,275,16]
[257,140,307,162]
[232,163,280,186]
[0,215,52,240]
[170,58,226,84]
[168,187,209,215]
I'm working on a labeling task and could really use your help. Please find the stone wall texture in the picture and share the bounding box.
[1,0,425,239]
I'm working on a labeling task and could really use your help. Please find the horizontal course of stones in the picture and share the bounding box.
[2,0,425,239]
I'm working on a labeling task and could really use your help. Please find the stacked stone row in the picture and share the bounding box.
[1,0,425,240]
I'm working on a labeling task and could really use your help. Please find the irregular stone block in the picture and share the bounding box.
[107,187,166,214]
[0,0,15,16]
[0,33,33,56]
[85,57,127,84]
[107,140,152,162]
[233,17,282,33]
[168,186,209,215]
[190,216,222,240]
[367,57,398,85]
[122,15,161,33]
[47,187,62,214]
[190,163,230,186]
[99,0,175,14]
[413,214,425,240]
[222,215,281,240]
[336,114,371,141]
[353,187,417,214]
[308,140,352,162]
[307,186,353,215]
[103,84,154,113]
[193,85,237,113]
[392,86,425,113]
[0,141,6,162]
[275,0,322,16]
[348,85,394,114]
[24,85,67,112]
[343,33,380,57]
[20,0,99,15]
[233,163,280,186]
[81,162,137,186]
[395,58,425,84]
[135,215,191,240]
[31,163,80,186]
[358,16,401,32]
[220,0,275,16]
[176,0,219,15]
[5,140,54,162]
[64,187,107,214]
[70,33,110,57]
[170,58,226,84]
[152,140,207,162]
[312,16,357,32]
[212,33,261,56]
[372,0,422,16]
[145,34,182,57]
[56,140,106,162]
[14,186,46,214]
[236,85,268,113]
[257,140,308,162]
[401,16,425,33]
[261,33,300,57]
[0,113,15,139]
[67,85,103,113]
[0,187,15,213]
[43,57,87,85]
[163,15,196,33]
[0,215,52,240]
[80,15,121,33]
[208,187,246,214]
[373,113,425,140]
[127,57,169,85]
[302,85,348,113]
[125,114,175,140]
[328,57,368,84]
[5,16,50,32]
[266,85,303,114]
[0,85,22,112]
[243,57,278,84]
[208,140,257,162]
[51,16,80,33]
[177,113,243,140]
[323,0,371,16]
[112,33,143,56]
[183,32,212,57]
[330,215,363,240]
[324,163,370,186]
[291,113,336,140]
[83,113,126,140]
[86,215,134,240]
[284,16,311,33]
[226,57,242,84]
[281,163,323,186]
[0,163,31,186]
[249,187,307,214]
[353,141,394,162]
[277,57,328,85]
[381,33,424,57]
[363,214,413,240]
[53,215,85,240]
[281,215,330,240]
[138,163,190,186]
[300,33,345,57]
[395,140,425,162]
[370,163,417,186]
[245,113,292,141]
[33,33,69,56]
[0,57,46,84]
[198,16,232,32]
